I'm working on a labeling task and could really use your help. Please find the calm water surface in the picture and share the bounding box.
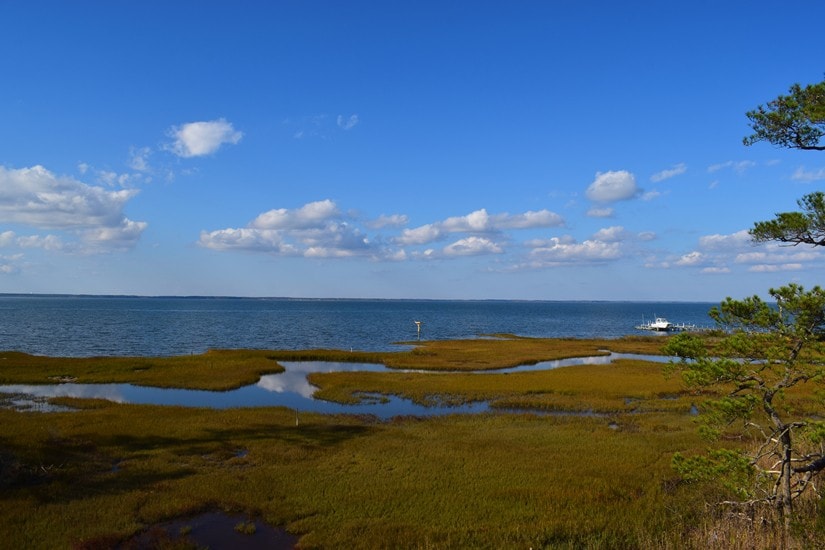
[1,295,697,416]
[0,354,669,418]
[0,295,717,357]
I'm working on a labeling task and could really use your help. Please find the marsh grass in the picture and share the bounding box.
[0,336,667,391]
[1,336,821,548]
[0,349,285,390]
[309,359,695,414]
[0,403,705,548]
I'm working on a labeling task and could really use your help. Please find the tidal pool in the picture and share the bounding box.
[0,353,669,419]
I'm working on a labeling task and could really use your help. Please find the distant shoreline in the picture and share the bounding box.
[0,293,716,304]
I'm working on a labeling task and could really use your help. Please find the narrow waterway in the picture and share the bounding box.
[0,352,670,418]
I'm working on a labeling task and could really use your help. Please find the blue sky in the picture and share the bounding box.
[1,1,823,300]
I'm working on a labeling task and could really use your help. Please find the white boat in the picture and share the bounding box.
[636,316,674,332]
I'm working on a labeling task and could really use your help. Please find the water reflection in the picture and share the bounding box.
[0,353,669,418]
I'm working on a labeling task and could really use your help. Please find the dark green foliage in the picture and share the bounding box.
[744,79,825,151]
[664,284,825,531]
[672,449,754,499]
[750,191,825,247]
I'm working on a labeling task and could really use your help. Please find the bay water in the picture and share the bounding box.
[0,294,717,357]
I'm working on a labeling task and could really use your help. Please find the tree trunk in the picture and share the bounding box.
[777,428,793,549]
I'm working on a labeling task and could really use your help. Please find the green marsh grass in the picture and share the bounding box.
[0,403,706,548]
[0,349,285,390]
[2,336,818,548]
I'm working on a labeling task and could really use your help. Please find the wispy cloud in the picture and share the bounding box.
[167,118,243,158]
[650,163,686,182]
[586,207,614,218]
[337,114,359,130]
[129,146,152,172]
[791,166,825,182]
[707,160,755,174]
[287,113,360,139]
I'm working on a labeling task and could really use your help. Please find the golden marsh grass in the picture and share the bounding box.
[0,335,820,548]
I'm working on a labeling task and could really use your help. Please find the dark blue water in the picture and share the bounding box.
[0,294,717,357]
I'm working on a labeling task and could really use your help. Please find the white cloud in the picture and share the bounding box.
[585,171,640,203]
[495,209,564,229]
[396,208,563,246]
[167,118,243,158]
[586,207,614,218]
[17,234,64,251]
[528,237,622,263]
[741,249,817,263]
[366,214,409,229]
[129,146,152,172]
[791,166,825,182]
[0,165,147,253]
[337,114,359,130]
[698,230,751,251]
[396,223,442,245]
[592,226,627,242]
[443,237,503,257]
[81,219,148,250]
[707,160,755,174]
[675,251,704,266]
[669,229,825,274]
[748,263,803,273]
[650,163,686,182]
[0,253,23,274]
[200,200,376,258]
[251,200,340,230]
[0,231,15,247]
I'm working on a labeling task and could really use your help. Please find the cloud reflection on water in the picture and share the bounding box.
[0,354,668,418]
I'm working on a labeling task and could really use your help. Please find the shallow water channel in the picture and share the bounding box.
[0,352,668,419]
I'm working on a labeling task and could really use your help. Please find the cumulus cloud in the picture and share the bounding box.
[396,208,563,246]
[200,200,376,258]
[167,118,243,157]
[526,236,622,264]
[667,229,824,274]
[585,171,641,203]
[0,231,15,247]
[675,251,704,266]
[17,234,64,251]
[0,253,23,274]
[366,214,409,229]
[698,230,751,251]
[443,237,503,257]
[0,165,147,252]
[592,226,628,242]
[251,200,340,230]
[650,163,687,182]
